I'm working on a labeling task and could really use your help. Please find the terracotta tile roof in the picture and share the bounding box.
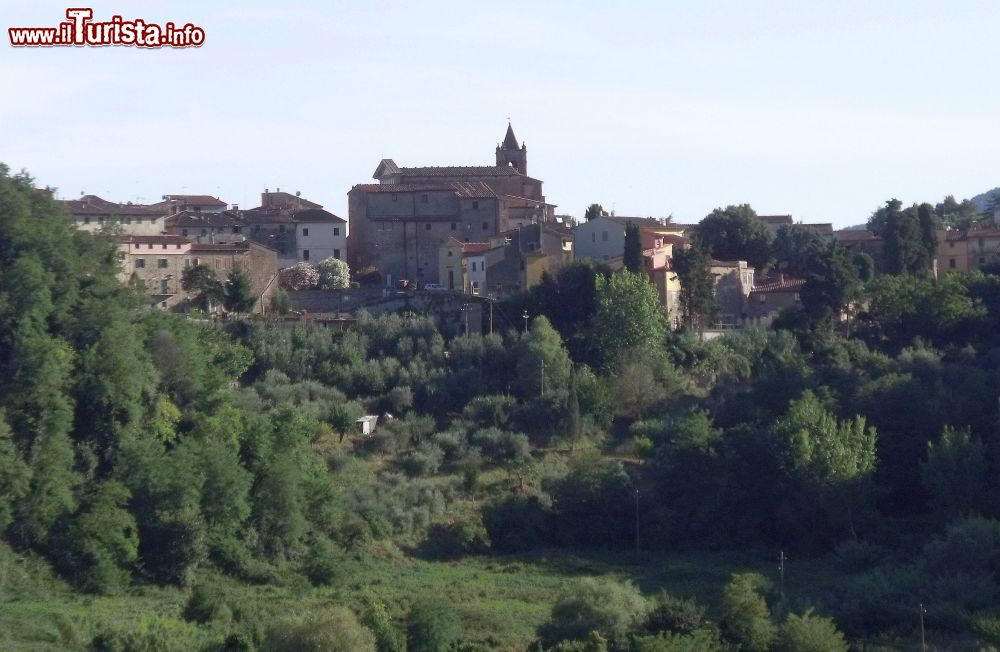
[59,196,164,216]
[353,182,497,200]
[162,194,227,207]
[289,208,346,223]
[760,214,794,225]
[166,210,244,228]
[834,229,880,242]
[190,242,252,252]
[462,242,490,254]
[398,165,524,178]
[120,234,190,244]
[750,275,806,293]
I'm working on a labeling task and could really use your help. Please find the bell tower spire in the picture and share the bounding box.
[496,122,527,175]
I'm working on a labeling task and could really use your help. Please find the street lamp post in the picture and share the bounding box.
[522,310,529,334]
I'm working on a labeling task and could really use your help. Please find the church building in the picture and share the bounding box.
[347,124,555,285]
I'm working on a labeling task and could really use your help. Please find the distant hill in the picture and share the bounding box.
[971,187,1000,212]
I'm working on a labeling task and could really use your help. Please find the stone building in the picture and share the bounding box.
[59,195,169,235]
[348,124,555,285]
[241,190,346,265]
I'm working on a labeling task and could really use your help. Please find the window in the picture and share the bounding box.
[182,228,188,236]
[421,194,428,203]
[949,258,956,269]
[471,261,477,271]
[302,228,309,236]
[232,227,240,234]
[425,223,431,231]
[136,218,142,224]
[472,201,479,210]
[482,222,489,231]
[980,257,986,265]
[979,238,985,248]
[448,251,453,257]
[201,229,207,235]
[160,279,169,293]
[148,244,153,249]
[451,223,456,231]
[157,258,168,268]
[949,242,954,248]
[334,227,340,236]
[123,217,131,225]
[135,259,146,268]
[303,249,310,261]
[161,244,167,249]
[601,231,608,242]
[83,217,90,224]
[591,233,595,242]
[392,193,398,202]
[184,259,192,268]
[175,244,181,249]
[334,249,340,259]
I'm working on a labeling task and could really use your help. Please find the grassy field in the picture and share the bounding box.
[1,539,849,652]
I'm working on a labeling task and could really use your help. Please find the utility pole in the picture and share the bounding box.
[778,551,786,602]
[635,488,640,554]
[489,297,494,334]
[522,310,529,334]
[463,303,470,336]
[919,603,926,652]
[540,359,545,397]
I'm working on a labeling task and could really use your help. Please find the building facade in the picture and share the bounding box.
[348,124,555,286]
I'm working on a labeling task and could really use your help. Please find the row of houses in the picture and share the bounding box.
[58,190,348,311]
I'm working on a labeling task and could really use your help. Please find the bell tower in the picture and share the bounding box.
[495,122,527,175]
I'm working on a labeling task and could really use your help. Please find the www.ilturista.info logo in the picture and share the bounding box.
[9,8,205,48]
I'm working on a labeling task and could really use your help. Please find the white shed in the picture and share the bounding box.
[355,415,379,436]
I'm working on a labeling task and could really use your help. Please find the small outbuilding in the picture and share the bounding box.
[355,415,379,436]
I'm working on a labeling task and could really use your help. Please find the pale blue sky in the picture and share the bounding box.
[2,0,998,226]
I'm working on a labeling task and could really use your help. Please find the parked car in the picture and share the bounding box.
[396,279,411,290]
[422,283,447,292]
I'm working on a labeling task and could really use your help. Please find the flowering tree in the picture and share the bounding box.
[279,262,319,290]
[317,257,350,290]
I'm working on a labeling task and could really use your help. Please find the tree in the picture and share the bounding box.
[585,203,608,221]
[566,369,582,445]
[799,242,862,324]
[538,577,650,651]
[61,480,139,594]
[624,221,645,276]
[0,411,29,533]
[224,265,257,315]
[869,199,935,277]
[921,425,988,518]
[280,262,320,290]
[772,226,824,276]
[270,287,291,314]
[590,270,668,370]
[181,263,224,311]
[318,256,351,290]
[407,597,460,652]
[671,245,715,332]
[609,348,682,419]
[516,315,572,398]
[720,573,776,652]
[694,205,773,269]
[773,610,847,652]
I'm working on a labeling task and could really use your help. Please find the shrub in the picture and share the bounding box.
[407,597,460,652]
[262,607,376,652]
[279,262,320,290]
[631,435,655,459]
[422,515,490,559]
[632,629,724,652]
[361,598,406,652]
[537,577,650,651]
[483,495,550,553]
[773,609,848,652]
[317,257,350,290]
[720,573,776,652]
[401,442,445,477]
[183,583,231,625]
[303,537,347,586]
[834,539,886,573]
[644,591,706,635]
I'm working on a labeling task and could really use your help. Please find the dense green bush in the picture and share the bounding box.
[643,591,707,635]
[407,597,460,652]
[537,577,650,651]
[720,573,776,652]
[422,514,490,559]
[262,607,376,652]
[773,610,848,652]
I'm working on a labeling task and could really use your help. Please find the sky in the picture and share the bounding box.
[2,0,998,227]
